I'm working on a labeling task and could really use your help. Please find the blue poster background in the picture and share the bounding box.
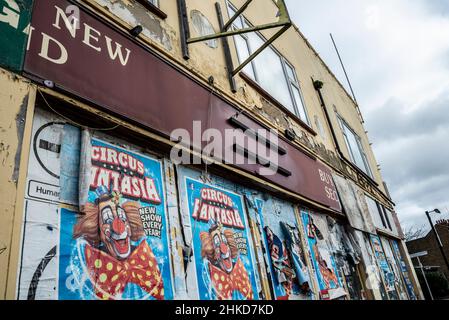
[185,177,259,300]
[391,240,416,300]
[370,235,396,294]
[59,138,173,300]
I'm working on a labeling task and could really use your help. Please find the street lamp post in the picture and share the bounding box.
[425,209,449,274]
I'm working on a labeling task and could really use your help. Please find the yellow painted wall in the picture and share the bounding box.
[0,68,35,299]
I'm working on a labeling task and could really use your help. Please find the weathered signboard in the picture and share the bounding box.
[255,198,313,300]
[0,0,33,71]
[59,138,174,300]
[391,240,417,300]
[300,210,346,300]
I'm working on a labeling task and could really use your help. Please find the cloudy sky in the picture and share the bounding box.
[286,0,449,232]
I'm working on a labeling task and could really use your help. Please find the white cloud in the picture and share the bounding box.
[286,0,449,229]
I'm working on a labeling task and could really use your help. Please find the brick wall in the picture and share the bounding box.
[406,220,449,278]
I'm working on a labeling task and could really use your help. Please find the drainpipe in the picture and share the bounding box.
[312,78,344,159]
[313,78,383,191]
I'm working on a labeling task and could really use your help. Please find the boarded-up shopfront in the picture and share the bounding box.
[333,174,417,300]
[8,0,419,301]
[17,105,357,300]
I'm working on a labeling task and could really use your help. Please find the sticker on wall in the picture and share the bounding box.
[58,138,174,300]
[25,109,65,204]
[352,230,388,300]
[183,177,259,300]
[301,210,345,300]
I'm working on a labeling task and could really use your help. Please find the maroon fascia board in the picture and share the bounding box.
[24,0,342,213]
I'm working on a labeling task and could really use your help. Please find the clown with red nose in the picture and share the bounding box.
[73,186,165,300]
[97,188,132,260]
[200,221,254,300]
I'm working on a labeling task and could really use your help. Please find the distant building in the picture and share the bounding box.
[407,220,449,279]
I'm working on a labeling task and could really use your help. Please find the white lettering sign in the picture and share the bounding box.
[319,169,339,203]
[0,0,20,29]
[29,4,132,67]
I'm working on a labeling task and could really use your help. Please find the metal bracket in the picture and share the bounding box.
[177,0,292,91]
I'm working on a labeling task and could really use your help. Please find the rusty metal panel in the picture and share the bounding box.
[24,0,342,213]
[0,0,33,71]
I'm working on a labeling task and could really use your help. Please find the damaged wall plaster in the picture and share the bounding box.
[91,0,174,51]
[190,10,218,49]
[0,69,33,299]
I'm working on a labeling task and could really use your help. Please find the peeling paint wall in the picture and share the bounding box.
[190,9,218,49]
[77,0,391,208]
[0,68,34,299]
[86,0,175,52]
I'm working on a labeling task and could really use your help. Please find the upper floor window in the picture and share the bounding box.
[337,114,373,178]
[148,0,159,7]
[365,195,383,229]
[365,195,396,233]
[227,2,310,125]
[383,207,395,232]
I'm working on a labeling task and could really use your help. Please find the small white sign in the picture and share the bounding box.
[410,251,428,259]
[27,180,60,203]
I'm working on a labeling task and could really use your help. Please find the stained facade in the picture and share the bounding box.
[0,0,423,300]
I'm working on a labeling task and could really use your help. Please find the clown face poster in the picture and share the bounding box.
[184,177,259,300]
[59,138,173,300]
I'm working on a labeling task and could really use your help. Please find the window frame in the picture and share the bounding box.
[382,206,393,231]
[375,202,388,230]
[368,195,396,234]
[336,114,373,178]
[282,58,310,125]
[230,25,258,81]
[226,1,311,126]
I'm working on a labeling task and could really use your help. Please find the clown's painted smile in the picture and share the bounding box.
[110,228,131,258]
[220,250,233,273]
[100,201,132,260]
[213,231,233,274]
